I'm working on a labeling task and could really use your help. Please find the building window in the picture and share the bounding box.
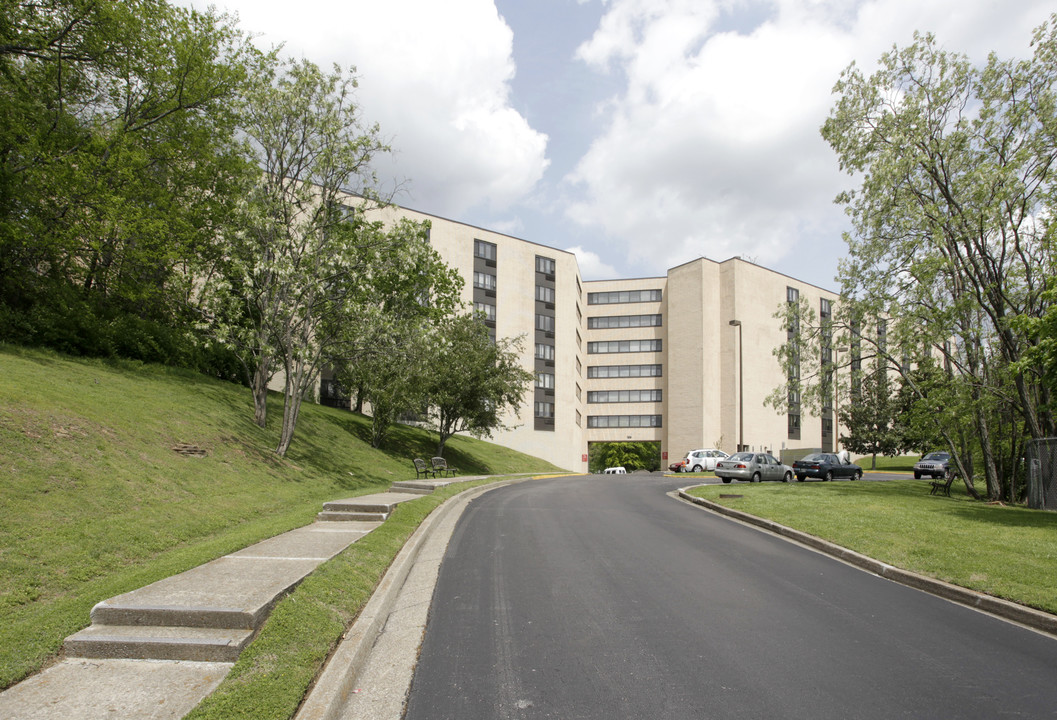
[587,415,663,428]
[536,372,554,389]
[575,383,581,400]
[535,314,555,332]
[587,364,663,378]
[535,343,555,361]
[576,410,582,427]
[474,302,496,323]
[820,298,833,412]
[534,402,554,419]
[587,339,662,354]
[474,239,497,261]
[535,256,556,275]
[851,319,862,399]
[536,285,555,303]
[587,314,662,329]
[587,389,663,403]
[587,289,662,305]
[576,356,582,376]
[473,272,496,291]
[787,286,801,440]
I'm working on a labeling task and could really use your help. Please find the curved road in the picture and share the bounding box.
[404,473,1057,719]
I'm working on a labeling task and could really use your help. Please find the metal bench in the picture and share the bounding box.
[929,471,955,497]
[413,458,434,479]
[431,456,458,477]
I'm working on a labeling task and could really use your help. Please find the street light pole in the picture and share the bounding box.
[729,319,743,452]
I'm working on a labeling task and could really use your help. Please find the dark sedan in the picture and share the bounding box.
[792,452,862,482]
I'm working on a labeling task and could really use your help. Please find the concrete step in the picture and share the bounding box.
[318,492,425,522]
[317,510,388,522]
[90,602,259,630]
[389,481,435,495]
[64,624,255,663]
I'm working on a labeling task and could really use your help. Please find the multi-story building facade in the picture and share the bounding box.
[343,199,842,472]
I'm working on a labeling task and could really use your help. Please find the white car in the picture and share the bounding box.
[602,466,626,474]
[682,449,729,472]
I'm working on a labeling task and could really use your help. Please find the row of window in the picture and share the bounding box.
[473,272,496,291]
[588,289,662,305]
[535,343,554,361]
[536,285,555,303]
[587,339,662,354]
[587,314,662,329]
[587,389,662,404]
[587,415,663,428]
[587,364,662,378]
[474,239,497,261]
[474,302,496,322]
[536,372,554,389]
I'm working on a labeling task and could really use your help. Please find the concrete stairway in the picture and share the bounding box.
[315,491,425,522]
[63,480,467,663]
[64,521,380,662]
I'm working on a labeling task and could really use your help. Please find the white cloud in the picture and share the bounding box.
[567,245,621,281]
[187,0,549,217]
[563,0,1055,281]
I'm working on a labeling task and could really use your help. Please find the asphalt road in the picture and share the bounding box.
[404,473,1057,720]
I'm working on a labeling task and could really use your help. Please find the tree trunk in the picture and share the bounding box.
[276,365,304,457]
[251,355,272,429]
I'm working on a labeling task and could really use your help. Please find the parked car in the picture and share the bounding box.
[602,466,626,474]
[791,453,862,482]
[682,448,730,472]
[668,459,687,472]
[714,452,793,483]
[914,451,951,479]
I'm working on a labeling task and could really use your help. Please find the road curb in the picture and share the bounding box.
[676,489,1057,638]
[295,476,537,720]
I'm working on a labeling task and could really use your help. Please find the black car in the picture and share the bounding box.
[791,452,862,482]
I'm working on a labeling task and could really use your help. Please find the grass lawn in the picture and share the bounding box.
[0,345,559,692]
[685,480,1057,615]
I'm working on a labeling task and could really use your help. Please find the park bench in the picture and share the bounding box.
[412,458,434,479]
[929,471,956,497]
[431,456,458,477]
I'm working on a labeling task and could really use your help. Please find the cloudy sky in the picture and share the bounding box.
[184,0,1055,289]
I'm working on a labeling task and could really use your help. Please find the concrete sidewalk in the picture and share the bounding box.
[0,478,466,720]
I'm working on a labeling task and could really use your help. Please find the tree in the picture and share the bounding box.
[330,219,463,449]
[839,362,900,469]
[0,1,253,356]
[203,56,392,455]
[589,441,660,473]
[807,16,1057,500]
[426,313,534,457]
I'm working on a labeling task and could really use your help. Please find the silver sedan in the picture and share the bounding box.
[715,452,794,483]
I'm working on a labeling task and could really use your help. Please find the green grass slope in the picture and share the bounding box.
[0,345,559,689]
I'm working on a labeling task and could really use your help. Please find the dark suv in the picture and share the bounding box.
[914,452,951,479]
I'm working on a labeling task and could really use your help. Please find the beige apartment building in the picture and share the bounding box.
[337,200,842,473]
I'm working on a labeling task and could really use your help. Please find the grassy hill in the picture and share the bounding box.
[0,345,560,689]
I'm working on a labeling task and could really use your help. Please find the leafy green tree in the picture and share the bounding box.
[203,56,393,455]
[589,442,660,473]
[425,313,534,457]
[0,1,253,355]
[839,362,900,470]
[805,16,1057,499]
[330,220,463,449]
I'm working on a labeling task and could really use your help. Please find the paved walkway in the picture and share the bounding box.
[0,478,468,720]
